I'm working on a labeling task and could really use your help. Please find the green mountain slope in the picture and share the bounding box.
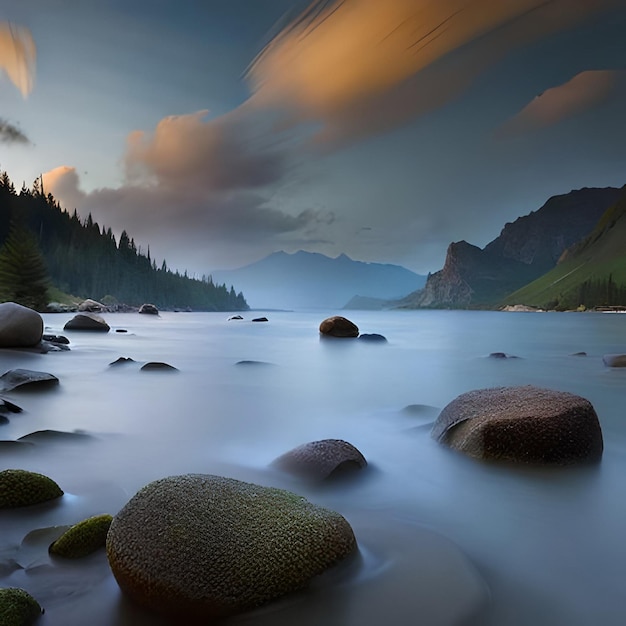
[504,192,626,310]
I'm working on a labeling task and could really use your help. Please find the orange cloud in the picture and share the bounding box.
[497,71,624,137]
[124,108,285,192]
[0,22,36,97]
[246,0,622,145]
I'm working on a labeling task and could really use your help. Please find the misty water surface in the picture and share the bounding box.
[1,310,626,625]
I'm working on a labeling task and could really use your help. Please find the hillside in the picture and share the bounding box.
[398,186,625,309]
[504,193,626,310]
[0,172,248,311]
[211,251,426,310]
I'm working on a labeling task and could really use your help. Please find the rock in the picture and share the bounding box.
[319,316,359,338]
[252,317,268,322]
[235,360,275,367]
[115,329,128,333]
[0,587,43,625]
[0,369,59,392]
[488,352,519,359]
[0,302,43,347]
[63,313,110,332]
[106,474,356,622]
[78,298,107,312]
[272,439,367,480]
[0,469,63,508]
[17,430,93,444]
[603,354,626,367]
[228,315,243,320]
[41,334,69,345]
[571,351,587,356]
[138,303,159,315]
[140,362,178,372]
[0,398,22,414]
[109,357,135,367]
[49,514,113,559]
[431,385,603,465]
[358,333,387,342]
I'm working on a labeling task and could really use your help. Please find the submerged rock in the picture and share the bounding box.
[0,398,22,414]
[228,315,243,320]
[252,316,269,322]
[431,385,603,465]
[140,362,178,372]
[0,302,43,348]
[358,333,387,343]
[0,369,59,392]
[319,316,359,338]
[109,357,135,367]
[106,474,356,622]
[0,469,63,508]
[17,430,93,444]
[64,313,110,332]
[603,354,626,367]
[0,587,43,625]
[49,514,113,559]
[272,439,368,480]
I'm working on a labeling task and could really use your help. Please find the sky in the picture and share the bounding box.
[1,0,626,276]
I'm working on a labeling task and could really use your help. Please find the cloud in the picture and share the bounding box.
[0,22,36,97]
[497,70,625,137]
[124,108,287,192]
[42,159,332,271]
[0,118,29,143]
[246,0,622,145]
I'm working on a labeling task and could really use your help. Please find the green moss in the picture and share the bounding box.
[49,514,113,558]
[0,469,63,509]
[0,588,42,626]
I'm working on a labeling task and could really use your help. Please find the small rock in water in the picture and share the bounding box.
[488,352,519,359]
[319,316,359,338]
[228,315,244,320]
[18,430,93,444]
[140,362,178,372]
[571,351,587,357]
[64,313,110,332]
[115,329,128,333]
[272,439,368,481]
[109,357,135,367]
[42,334,70,345]
[0,369,59,392]
[603,354,626,367]
[252,317,269,322]
[358,333,387,342]
[0,587,43,624]
[0,398,22,413]
[235,360,275,367]
[138,303,159,315]
[49,514,113,559]
[0,469,64,508]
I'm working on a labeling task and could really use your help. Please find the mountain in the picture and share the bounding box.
[398,186,626,309]
[504,192,626,310]
[210,251,426,310]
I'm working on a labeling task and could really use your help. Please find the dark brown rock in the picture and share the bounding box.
[319,316,359,338]
[272,439,367,480]
[603,354,626,367]
[431,385,603,465]
[138,303,159,315]
[0,302,43,347]
[64,313,110,332]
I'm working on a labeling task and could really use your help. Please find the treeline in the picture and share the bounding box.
[577,275,626,308]
[0,171,248,311]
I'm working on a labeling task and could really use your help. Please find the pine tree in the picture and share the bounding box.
[0,222,51,310]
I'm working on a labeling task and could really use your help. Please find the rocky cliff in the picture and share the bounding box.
[400,186,625,309]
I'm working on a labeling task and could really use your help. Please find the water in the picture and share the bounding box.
[1,309,626,625]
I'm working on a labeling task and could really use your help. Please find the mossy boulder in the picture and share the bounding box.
[431,385,603,465]
[49,514,112,558]
[319,316,359,338]
[272,439,367,480]
[0,469,63,508]
[0,587,43,625]
[106,474,357,622]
